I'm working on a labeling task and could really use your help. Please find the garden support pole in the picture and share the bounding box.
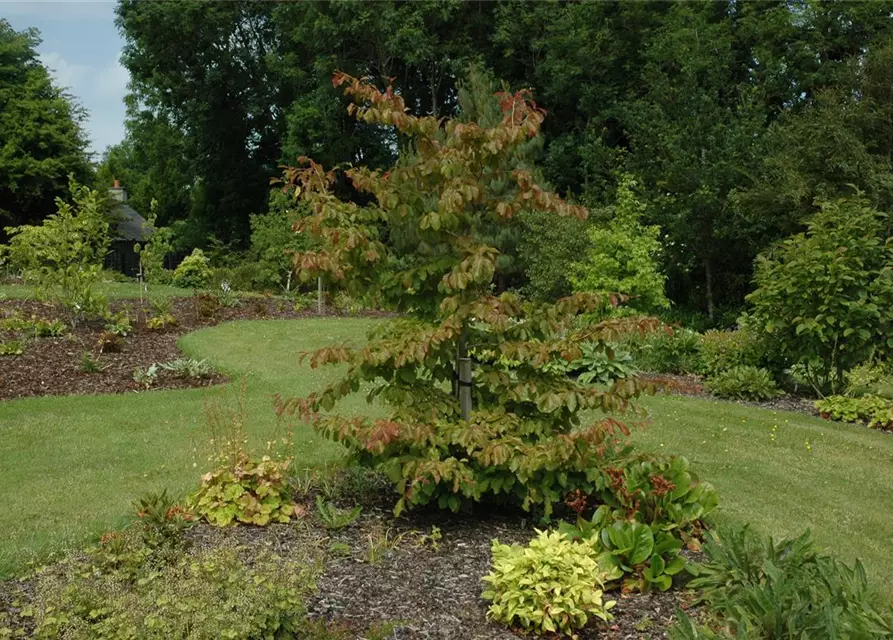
[458,330,472,421]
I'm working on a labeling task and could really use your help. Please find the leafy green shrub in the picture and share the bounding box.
[571,175,670,315]
[599,454,719,537]
[172,248,213,289]
[699,328,762,376]
[596,519,685,592]
[482,529,616,635]
[193,291,219,318]
[518,209,592,302]
[148,293,173,316]
[747,192,893,395]
[845,362,893,399]
[675,526,893,639]
[134,204,175,287]
[815,395,893,430]
[630,327,703,374]
[249,191,311,292]
[28,544,318,639]
[211,263,263,292]
[706,366,780,401]
[0,339,24,356]
[1,179,110,324]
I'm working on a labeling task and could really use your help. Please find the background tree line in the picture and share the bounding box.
[4,0,893,322]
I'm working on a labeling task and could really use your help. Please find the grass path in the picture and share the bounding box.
[2,317,893,590]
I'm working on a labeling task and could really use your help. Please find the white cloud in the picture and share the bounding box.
[39,51,129,154]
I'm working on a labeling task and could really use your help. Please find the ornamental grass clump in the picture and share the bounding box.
[275,72,663,518]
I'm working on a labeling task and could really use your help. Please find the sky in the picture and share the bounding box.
[3,0,129,157]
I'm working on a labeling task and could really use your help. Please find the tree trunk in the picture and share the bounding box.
[317,276,324,315]
[457,329,472,421]
[704,257,715,323]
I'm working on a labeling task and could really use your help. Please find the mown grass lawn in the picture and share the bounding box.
[2,317,893,591]
[0,281,196,300]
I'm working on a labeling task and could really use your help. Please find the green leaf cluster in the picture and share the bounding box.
[23,543,317,640]
[706,366,780,402]
[558,455,718,593]
[674,527,893,639]
[189,453,297,527]
[482,529,616,636]
[814,395,893,431]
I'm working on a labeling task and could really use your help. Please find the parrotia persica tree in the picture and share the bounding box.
[276,73,658,516]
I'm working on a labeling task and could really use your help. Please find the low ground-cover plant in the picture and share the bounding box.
[815,394,893,430]
[673,526,893,639]
[104,311,132,337]
[159,357,214,379]
[482,529,616,635]
[190,389,298,527]
[556,454,717,593]
[132,489,196,547]
[190,452,297,527]
[0,340,24,356]
[96,331,123,354]
[146,313,177,330]
[21,543,318,640]
[314,495,362,530]
[706,366,780,401]
[845,362,893,400]
[133,363,158,387]
[80,351,103,373]
[31,318,65,337]
[214,281,242,308]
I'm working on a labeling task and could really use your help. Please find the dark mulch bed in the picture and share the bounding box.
[641,372,818,418]
[302,505,692,639]
[0,296,386,400]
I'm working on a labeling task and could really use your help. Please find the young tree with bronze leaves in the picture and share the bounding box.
[276,73,658,517]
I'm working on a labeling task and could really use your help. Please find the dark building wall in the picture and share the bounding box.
[105,241,142,277]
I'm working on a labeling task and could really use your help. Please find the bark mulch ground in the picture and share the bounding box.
[183,497,694,639]
[0,296,385,401]
[0,491,698,639]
